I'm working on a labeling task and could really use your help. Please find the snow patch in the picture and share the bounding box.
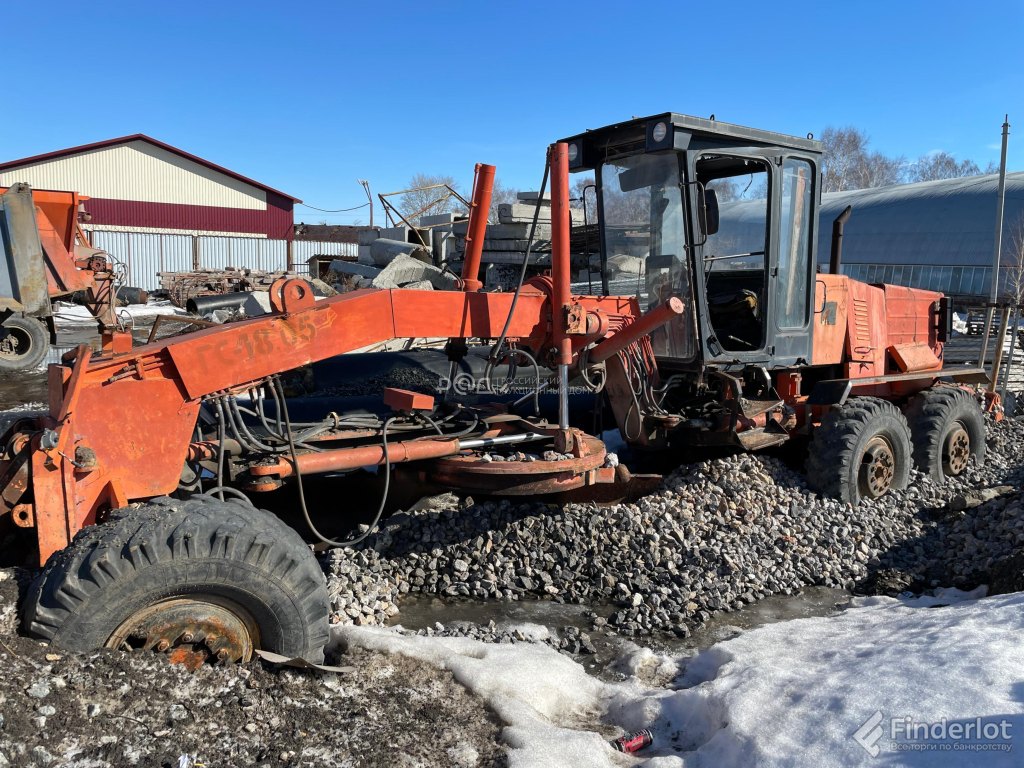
[337,590,1024,767]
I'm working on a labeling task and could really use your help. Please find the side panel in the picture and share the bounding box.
[811,273,849,366]
[843,280,887,378]
[881,283,943,360]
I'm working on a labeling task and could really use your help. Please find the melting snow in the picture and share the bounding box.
[336,589,1024,766]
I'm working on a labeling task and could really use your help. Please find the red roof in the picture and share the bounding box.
[0,134,301,203]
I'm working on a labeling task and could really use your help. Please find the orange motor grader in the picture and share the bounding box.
[0,115,987,665]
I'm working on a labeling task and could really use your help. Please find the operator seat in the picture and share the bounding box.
[708,287,761,350]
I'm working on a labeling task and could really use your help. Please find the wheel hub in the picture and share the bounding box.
[106,596,258,669]
[0,329,26,357]
[860,436,896,499]
[943,424,971,476]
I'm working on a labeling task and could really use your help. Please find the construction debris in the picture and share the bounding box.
[327,256,458,292]
[369,238,432,266]
[159,268,307,308]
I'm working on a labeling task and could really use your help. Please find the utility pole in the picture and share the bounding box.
[980,116,1011,369]
[358,179,374,228]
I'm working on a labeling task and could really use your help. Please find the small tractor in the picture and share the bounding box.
[0,184,127,370]
[0,115,988,665]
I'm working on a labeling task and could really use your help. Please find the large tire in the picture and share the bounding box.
[905,386,985,482]
[0,315,48,371]
[22,495,330,664]
[806,396,913,505]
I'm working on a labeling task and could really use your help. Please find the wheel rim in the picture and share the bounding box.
[859,436,896,499]
[0,326,33,360]
[105,595,260,669]
[943,423,971,476]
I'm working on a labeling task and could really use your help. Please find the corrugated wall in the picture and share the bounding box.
[0,141,297,238]
[91,231,194,290]
[291,239,358,267]
[0,141,265,208]
[89,230,357,290]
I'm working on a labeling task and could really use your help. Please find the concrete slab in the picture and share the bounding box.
[328,260,383,279]
[371,255,460,291]
[370,238,432,266]
[498,203,584,225]
[379,226,410,242]
[451,222,553,239]
[357,229,381,245]
[419,213,455,227]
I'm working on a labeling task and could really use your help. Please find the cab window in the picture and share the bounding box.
[697,155,770,352]
[777,158,813,328]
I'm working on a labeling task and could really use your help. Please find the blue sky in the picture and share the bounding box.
[5,0,1022,223]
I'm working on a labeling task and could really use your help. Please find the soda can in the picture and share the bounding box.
[610,728,653,753]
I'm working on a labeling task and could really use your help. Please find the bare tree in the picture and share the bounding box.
[820,126,906,192]
[860,151,906,188]
[488,178,519,223]
[907,152,981,183]
[820,127,872,192]
[397,173,464,220]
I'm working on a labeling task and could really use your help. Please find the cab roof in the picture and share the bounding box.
[560,113,822,168]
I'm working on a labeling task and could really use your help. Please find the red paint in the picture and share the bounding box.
[83,196,295,240]
[460,163,495,291]
[549,143,572,365]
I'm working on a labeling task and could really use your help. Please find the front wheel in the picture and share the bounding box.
[806,397,913,505]
[22,495,330,665]
[0,315,48,371]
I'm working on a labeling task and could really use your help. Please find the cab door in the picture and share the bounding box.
[770,156,818,366]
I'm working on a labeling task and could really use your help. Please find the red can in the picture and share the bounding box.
[610,728,653,753]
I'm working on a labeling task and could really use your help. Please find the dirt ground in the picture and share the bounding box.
[0,568,506,768]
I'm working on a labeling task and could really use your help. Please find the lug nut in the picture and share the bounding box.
[155,639,170,652]
[181,632,195,643]
[216,649,229,662]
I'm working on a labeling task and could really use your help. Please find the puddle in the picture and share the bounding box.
[389,586,853,676]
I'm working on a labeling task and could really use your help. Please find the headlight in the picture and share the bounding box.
[651,121,668,143]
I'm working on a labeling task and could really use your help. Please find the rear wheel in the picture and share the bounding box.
[905,386,985,482]
[0,315,48,371]
[23,495,330,665]
[806,397,913,505]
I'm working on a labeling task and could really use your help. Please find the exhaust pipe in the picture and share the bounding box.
[830,205,853,275]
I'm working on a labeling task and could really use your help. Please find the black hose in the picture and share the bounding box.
[203,486,254,506]
[487,155,551,374]
[214,398,228,501]
[275,376,394,548]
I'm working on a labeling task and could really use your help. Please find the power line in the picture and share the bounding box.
[297,202,371,213]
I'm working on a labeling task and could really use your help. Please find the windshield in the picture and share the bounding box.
[599,152,694,358]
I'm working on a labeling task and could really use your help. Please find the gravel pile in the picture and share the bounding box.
[323,417,1024,639]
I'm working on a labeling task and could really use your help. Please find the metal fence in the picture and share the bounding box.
[88,230,357,291]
